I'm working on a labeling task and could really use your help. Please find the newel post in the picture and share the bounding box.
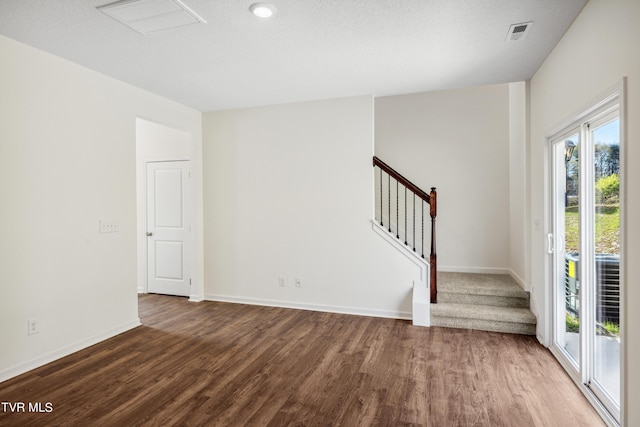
[429,187,437,304]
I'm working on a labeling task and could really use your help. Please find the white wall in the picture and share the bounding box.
[529,0,640,424]
[375,85,511,273]
[136,119,192,158]
[203,96,422,318]
[0,35,202,381]
[508,82,530,289]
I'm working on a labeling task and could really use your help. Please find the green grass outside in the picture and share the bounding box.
[602,320,620,336]
[565,205,620,254]
[565,313,619,337]
[566,313,580,332]
[564,205,620,333]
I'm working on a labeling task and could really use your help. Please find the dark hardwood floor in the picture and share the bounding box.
[0,294,603,426]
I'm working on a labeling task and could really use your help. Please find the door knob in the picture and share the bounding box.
[146,232,153,237]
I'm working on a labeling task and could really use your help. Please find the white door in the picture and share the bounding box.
[146,161,191,297]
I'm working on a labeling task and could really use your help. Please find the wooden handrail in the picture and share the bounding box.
[373,156,438,304]
[429,187,437,304]
[373,156,431,204]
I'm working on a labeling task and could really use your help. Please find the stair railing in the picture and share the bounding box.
[373,156,438,303]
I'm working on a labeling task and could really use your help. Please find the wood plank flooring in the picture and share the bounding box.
[0,294,604,426]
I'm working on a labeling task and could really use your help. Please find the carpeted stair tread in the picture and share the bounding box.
[438,292,529,307]
[438,272,528,298]
[431,316,537,335]
[431,302,536,324]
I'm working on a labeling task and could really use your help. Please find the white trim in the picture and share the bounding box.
[144,155,191,163]
[530,291,543,344]
[540,125,553,349]
[373,212,430,260]
[0,319,141,383]
[507,268,529,291]
[371,221,429,281]
[204,294,412,321]
[412,280,430,326]
[618,77,626,427]
[545,80,625,141]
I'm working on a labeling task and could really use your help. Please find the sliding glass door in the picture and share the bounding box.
[550,98,621,423]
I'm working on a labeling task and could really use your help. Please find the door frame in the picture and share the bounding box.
[544,78,625,426]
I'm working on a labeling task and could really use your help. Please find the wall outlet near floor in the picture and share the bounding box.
[295,277,302,288]
[28,318,39,335]
[99,220,119,233]
[279,276,287,287]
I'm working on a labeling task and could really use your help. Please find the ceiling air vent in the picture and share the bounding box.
[98,0,206,35]
[506,21,533,42]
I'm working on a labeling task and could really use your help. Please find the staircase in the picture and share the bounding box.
[430,272,537,335]
[372,156,536,334]
[373,156,438,303]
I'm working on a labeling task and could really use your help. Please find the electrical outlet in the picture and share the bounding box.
[28,318,39,335]
[295,277,302,288]
[99,220,119,233]
[279,276,287,287]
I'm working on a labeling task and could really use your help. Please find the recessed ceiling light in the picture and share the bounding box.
[249,2,276,18]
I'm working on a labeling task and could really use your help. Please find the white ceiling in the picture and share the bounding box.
[0,0,587,112]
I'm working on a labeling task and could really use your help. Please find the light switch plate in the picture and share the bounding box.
[99,220,119,233]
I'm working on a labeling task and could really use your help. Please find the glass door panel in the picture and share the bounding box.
[590,118,621,411]
[554,132,581,368]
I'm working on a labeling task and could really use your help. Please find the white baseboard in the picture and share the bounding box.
[139,289,203,302]
[528,286,538,314]
[507,269,530,291]
[0,319,141,384]
[205,294,412,321]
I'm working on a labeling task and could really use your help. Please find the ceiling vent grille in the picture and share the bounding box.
[506,21,533,42]
[98,0,206,35]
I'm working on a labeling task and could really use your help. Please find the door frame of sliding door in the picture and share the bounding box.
[545,78,625,427]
